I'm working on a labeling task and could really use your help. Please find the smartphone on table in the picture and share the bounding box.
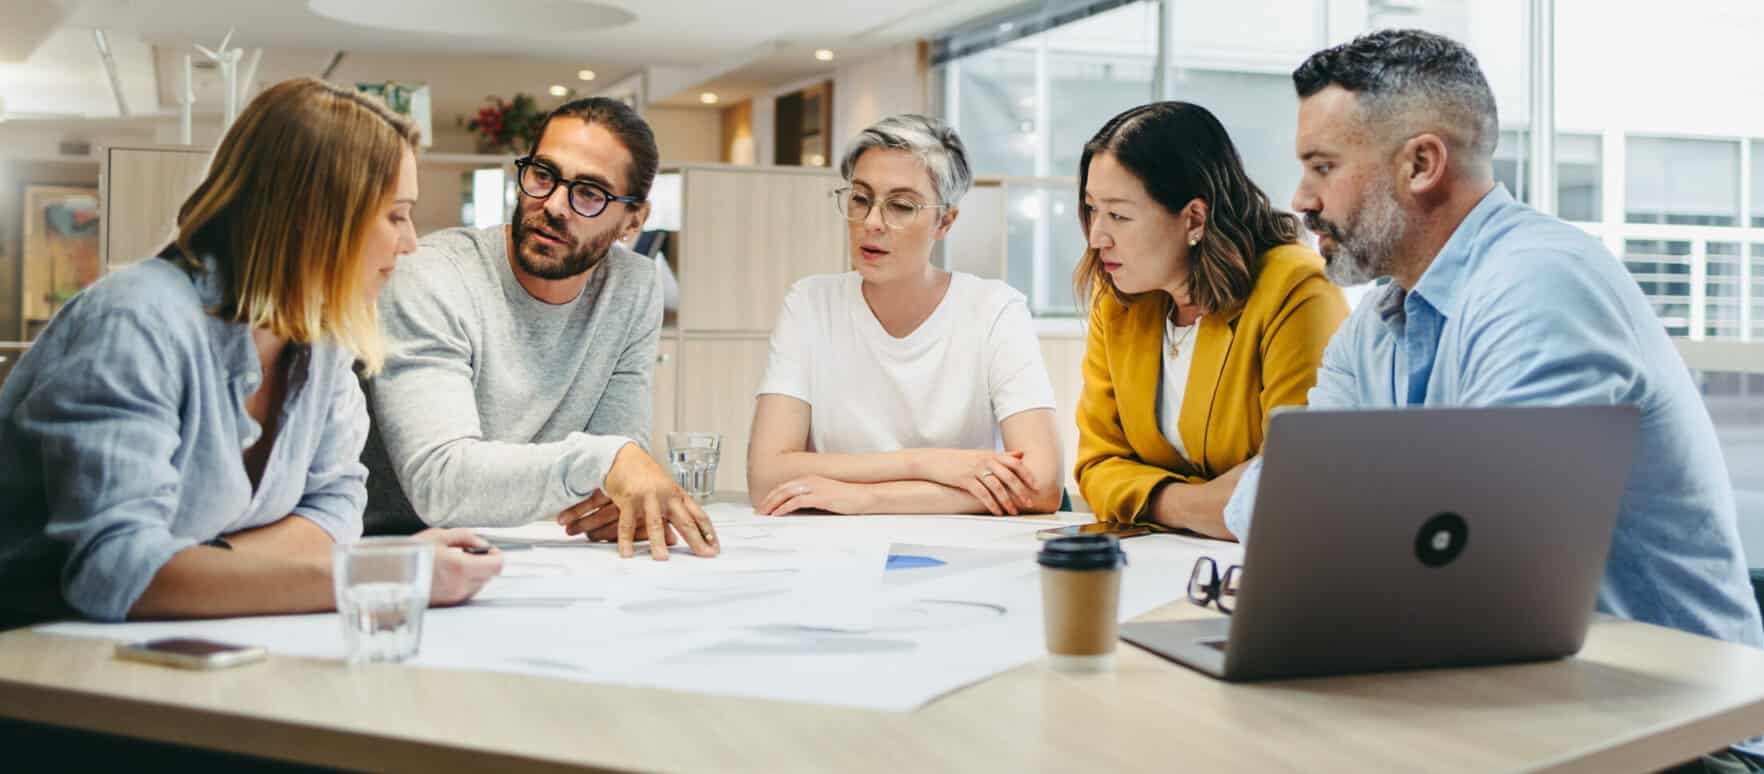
[114,638,266,670]
[1035,521,1183,541]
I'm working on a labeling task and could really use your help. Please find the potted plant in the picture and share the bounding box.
[462,93,548,155]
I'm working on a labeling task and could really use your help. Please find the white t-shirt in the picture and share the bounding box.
[1156,316,1199,461]
[756,271,1057,454]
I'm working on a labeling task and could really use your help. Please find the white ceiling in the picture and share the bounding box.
[65,0,1009,67]
[1,0,1018,125]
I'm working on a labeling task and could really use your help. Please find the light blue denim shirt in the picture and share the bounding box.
[1225,185,1764,653]
[0,256,368,622]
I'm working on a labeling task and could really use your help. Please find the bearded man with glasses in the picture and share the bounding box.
[361,98,718,562]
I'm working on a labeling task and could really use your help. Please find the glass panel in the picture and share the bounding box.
[1707,242,1743,340]
[1693,370,1764,574]
[1493,129,1531,206]
[1162,0,1531,307]
[1045,2,1158,178]
[1557,133,1602,223]
[1004,183,1087,317]
[1624,137,1741,226]
[940,1,1156,314]
[951,47,1037,178]
[1167,69,1302,217]
[1753,140,1764,228]
[1753,244,1764,341]
[1624,239,1693,336]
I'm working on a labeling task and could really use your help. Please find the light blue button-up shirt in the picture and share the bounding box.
[0,256,367,622]
[1225,185,1764,653]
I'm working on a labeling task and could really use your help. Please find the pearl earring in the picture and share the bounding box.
[1188,236,1199,247]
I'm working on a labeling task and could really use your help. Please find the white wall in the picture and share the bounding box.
[831,43,927,161]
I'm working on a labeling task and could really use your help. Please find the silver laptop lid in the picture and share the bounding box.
[1222,405,1640,680]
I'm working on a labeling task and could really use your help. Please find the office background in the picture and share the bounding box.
[1,0,1761,561]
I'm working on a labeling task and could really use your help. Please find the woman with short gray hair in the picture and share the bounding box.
[747,114,1063,517]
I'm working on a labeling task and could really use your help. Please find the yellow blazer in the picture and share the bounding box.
[1075,244,1348,523]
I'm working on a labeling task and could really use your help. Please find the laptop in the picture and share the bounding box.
[1120,405,1640,682]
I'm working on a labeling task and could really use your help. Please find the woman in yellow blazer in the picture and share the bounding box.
[1073,102,1347,539]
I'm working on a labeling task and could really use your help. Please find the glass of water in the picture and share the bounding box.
[667,431,722,503]
[332,538,432,664]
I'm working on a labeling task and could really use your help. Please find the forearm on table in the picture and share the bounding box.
[748,449,926,494]
[857,480,997,515]
[1150,464,1247,541]
[401,434,632,528]
[222,515,338,555]
[128,546,334,620]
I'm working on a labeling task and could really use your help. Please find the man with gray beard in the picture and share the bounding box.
[361,98,718,561]
[1222,29,1761,770]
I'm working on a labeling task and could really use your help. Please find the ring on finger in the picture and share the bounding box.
[980,470,997,479]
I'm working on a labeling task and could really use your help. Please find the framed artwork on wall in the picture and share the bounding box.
[20,184,100,339]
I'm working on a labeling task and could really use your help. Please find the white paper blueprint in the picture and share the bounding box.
[39,506,1241,711]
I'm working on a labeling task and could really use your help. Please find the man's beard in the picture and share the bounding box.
[1306,178,1405,287]
[512,211,619,281]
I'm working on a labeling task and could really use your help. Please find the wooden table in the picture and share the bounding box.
[2,598,1762,773]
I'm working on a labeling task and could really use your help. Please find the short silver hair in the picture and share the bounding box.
[838,114,973,205]
[1294,29,1499,165]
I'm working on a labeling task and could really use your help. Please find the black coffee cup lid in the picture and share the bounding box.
[1037,534,1126,570]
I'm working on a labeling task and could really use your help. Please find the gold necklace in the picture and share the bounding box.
[1166,316,1199,358]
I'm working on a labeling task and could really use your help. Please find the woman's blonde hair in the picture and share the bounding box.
[168,76,419,374]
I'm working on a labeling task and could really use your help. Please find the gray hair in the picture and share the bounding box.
[1292,29,1499,165]
[838,114,973,205]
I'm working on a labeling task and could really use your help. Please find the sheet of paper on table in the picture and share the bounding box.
[40,505,1241,711]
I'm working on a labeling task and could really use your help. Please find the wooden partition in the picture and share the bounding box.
[100,145,212,271]
[658,164,846,491]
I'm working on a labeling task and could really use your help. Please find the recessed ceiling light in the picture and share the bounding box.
[549,84,569,97]
[700,92,719,105]
[814,49,835,62]
[998,22,1014,32]
[578,69,596,81]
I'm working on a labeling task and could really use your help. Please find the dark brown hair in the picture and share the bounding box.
[527,97,659,201]
[1073,101,1300,315]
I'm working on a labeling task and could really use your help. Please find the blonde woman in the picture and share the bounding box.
[747,115,1063,516]
[0,78,500,624]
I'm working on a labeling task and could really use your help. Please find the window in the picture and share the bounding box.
[939,0,1764,331]
[1752,140,1764,228]
[949,47,1037,177]
[1752,244,1764,340]
[1707,242,1743,339]
[1556,133,1602,223]
[1623,240,1693,337]
[939,1,1157,315]
[1624,137,1741,226]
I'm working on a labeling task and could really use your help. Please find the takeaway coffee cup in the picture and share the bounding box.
[1038,534,1127,672]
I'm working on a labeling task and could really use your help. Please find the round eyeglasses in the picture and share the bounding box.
[515,157,642,218]
[1188,556,1242,614]
[831,187,948,230]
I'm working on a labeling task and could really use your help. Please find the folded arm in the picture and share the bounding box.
[747,397,1062,515]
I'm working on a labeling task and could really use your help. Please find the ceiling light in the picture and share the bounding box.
[998,22,1014,33]
[549,84,569,97]
[578,69,596,81]
[814,49,835,62]
[700,92,719,105]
